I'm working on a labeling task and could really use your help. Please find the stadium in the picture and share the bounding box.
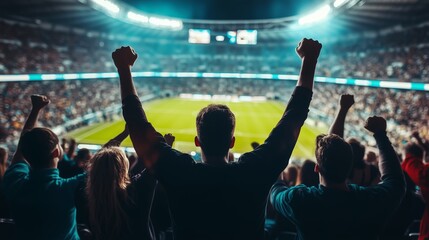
[0,0,429,239]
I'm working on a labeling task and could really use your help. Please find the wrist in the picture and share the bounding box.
[339,107,350,113]
[372,130,387,137]
[30,107,42,113]
[116,66,131,73]
[302,57,318,65]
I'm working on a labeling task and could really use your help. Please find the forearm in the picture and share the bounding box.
[23,108,41,131]
[122,94,164,169]
[118,67,138,100]
[104,129,129,148]
[328,108,348,137]
[67,143,76,159]
[12,108,41,165]
[375,132,405,190]
[262,87,312,168]
[296,58,317,90]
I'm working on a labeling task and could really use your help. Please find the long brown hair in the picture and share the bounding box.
[0,147,8,180]
[87,147,130,240]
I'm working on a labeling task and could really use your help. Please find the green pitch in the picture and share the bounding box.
[67,98,325,159]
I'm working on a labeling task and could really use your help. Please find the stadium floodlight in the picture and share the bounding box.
[92,0,120,14]
[149,17,183,30]
[298,4,331,25]
[333,0,348,8]
[127,11,149,23]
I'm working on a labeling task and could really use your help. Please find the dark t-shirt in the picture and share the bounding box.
[122,169,158,240]
[122,87,312,239]
[270,133,406,240]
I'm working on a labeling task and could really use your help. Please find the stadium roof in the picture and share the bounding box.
[120,0,322,20]
[1,0,429,40]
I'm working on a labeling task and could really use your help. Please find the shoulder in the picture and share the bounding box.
[273,183,319,202]
[157,146,195,169]
[3,162,31,198]
[4,162,30,181]
[59,172,87,187]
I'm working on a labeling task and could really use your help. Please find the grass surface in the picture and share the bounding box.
[67,98,325,159]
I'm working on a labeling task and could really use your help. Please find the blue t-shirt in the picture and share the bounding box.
[3,162,86,240]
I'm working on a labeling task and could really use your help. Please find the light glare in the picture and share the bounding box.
[92,0,120,13]
[333,0,348,8]
[298,5,331,25]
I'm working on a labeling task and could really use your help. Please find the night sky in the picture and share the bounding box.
[121,0,323,20]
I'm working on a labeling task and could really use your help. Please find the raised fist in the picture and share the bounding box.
[112,46,138,69]
[164,133,176,147]
[31,94,50,110]
[296,38,322,61]
[364,116,387,134]
[340,94,354,110]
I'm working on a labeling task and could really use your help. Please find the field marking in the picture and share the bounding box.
[295,142,314,159]
[155,128,196,135]
[74,121,118,142]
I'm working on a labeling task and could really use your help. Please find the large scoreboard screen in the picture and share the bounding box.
[237,30,257,45]
[188,29,211,44]
[188,29,257,45]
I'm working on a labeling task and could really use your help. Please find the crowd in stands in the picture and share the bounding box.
[1,20,429,82]
[0,25,429,240]
[1,75,428,154]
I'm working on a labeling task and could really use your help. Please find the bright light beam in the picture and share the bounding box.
[127,11,149,23]
[92,0,120,14]
[333,0,348,8]
[298,5,331,25]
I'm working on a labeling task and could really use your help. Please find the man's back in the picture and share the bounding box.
[130,86,313,239]
[155,152,281,239]
[270,126,405,240]
[3,162,85,240]
[276,184,402,239]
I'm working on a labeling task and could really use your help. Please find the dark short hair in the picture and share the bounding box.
[404,143,423,158]
[20,127,59,168]
[196,104,235,157]
[300,160,319,187]
[315,134,353,184]
[75,148,91,162]
[348,138,366,169]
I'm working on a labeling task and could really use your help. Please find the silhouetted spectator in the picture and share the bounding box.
[297,160,319,187]
[401,142,429,240]
[0,147,9,217]
[3,95,86,240]
[87,126,158,240]
[270,115,405,239]
[113,39,321,239]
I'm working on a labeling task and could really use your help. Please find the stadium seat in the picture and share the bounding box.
[277,231,297,240]
[0,218,16,240]
[77,224,93,240]
[405,219,420,240]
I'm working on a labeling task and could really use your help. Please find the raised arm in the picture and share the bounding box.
[411,131,429,162]
[246,39,321,172]
[11,95,50,165]
[103,125,129,148]
[295,38,321,90]
[328,94,354,137]
[113,47,165,169]
[164,133,175,147]
[365,116,405,197]
[66,138,77,160]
